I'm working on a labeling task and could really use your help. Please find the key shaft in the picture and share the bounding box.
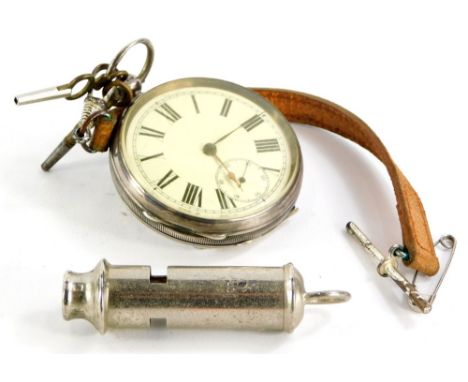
[41,129,77,171]
[40,96,106,171]
[14,86,71,106]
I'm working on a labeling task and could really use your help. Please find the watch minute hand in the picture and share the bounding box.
[213,125,242,145]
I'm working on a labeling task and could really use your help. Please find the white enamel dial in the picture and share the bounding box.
[119,81,299,222]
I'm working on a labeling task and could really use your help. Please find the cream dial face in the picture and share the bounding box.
[121,83,296,220]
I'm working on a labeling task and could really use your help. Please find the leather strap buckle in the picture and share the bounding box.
[347,222,456,313]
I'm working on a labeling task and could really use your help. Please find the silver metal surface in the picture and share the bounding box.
[109,77,303,246]
[14,86,71,105]
[304,290,351,304]
[63,259,350,333]
[346,221,456,313]
[14,73,95,105]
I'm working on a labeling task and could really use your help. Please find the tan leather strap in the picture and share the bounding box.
[252,88,438,276]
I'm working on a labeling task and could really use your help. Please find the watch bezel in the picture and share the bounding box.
[109,77,302,245]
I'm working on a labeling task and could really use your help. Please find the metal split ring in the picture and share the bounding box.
[106,38,154,82]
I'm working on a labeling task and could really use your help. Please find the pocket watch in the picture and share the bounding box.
[15,39,302,246]
[110,77,302,245]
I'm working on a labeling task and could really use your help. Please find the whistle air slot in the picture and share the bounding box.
[150,275,167,284]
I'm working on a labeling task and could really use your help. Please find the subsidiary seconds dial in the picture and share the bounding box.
[215,159,269,203]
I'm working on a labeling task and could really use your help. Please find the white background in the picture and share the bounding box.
[1,0,467,380]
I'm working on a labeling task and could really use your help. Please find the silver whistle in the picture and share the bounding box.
[63,260,351,333]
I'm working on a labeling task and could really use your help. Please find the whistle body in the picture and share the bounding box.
[63,260,350,333]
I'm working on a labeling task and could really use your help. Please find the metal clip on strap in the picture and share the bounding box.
[346,222,456,313]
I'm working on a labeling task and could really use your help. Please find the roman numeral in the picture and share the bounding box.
[139,126,165,139]
[140,153,163,162]
[155,103,181,122]
[182,183,202,207]
[156,170,179,189]
[241,114,263,132]
[220,99,232,117]
[215,188,237,209]
[191,95,200,114]
[255,138,280,153]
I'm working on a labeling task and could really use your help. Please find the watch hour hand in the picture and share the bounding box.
[214,154,242,189]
